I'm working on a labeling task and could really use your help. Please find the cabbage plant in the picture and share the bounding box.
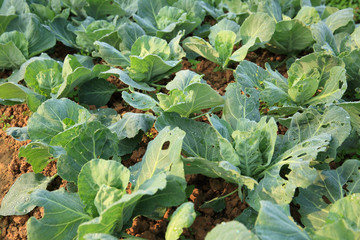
[133,0,205,41]
[184,13,275,69]
[94,32,185,84]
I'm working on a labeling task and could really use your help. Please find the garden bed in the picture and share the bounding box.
[0,0,360,240]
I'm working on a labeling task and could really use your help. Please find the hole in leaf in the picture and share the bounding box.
[322,195,331,204]
[162,141,170,150]
[297,153,306,158]
[279,164,291,180]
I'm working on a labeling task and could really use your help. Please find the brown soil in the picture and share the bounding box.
[182,58,234,96]
[203,16,217,26]
[0,104,60,240]
[125,175,247,240]
[106,75,149,115]
[48,41,77,61]
[121,126,159,168]
[0,70,12,79]
[0,104,31,240]
[245,48,288,78]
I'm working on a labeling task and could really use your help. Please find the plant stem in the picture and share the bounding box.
[191,111,211,119]
[50,173,59,181]
[222,189,238,198]
[151,83,167,88]
[116,87,129,92]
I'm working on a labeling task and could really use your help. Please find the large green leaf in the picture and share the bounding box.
[324,8,354,33]
[77,173,167,239]
[84,233,119,240]
[0,0,30,15]
[341,27,360,52]
[27,98,91,144]
[7,53,52,83]
[342,49,360,87]
[248,134,331,210]
[169,31,186,61]
[122,91,158,110]
[255,201,311,240]
[155,112,222,161]
[260,74,289,106]
[7,13,56,57]
[0,82,27,104]
[158,82,224,117]
[27,189,91,240]
[136,0,166,26]
[78,159,130,217]
[208,18,240,46]
[0,41,26,69]
[128,54,181,82]
[338,101,360,134]
[305,66,347,105]
[45,17,77,48]
[183,36,220,64]
[165,202,196,240]
[108,112,155,140]
[267,19,314,54]
[234,60,269,89]
[57,55,110,98]
[24,59,63,98]
[73,19,116,52]
[232,117,277,177]
[0,81,46,111]
[55,121,120,183]
[134,127,185,190]
[311,21,338,55]
[18,142,62,173]
[93,41,130,67]
[0,15,17,35]
[117,22,145,52]
[99,68,155,91]
[287,52,345,88]
[222,82,260,129]
[78,78,117,107]
[133,153,187,218]
[215,30,236,68]
[295,160,360,230]
[282,105,351,157]
[87,108,119,127]
[240,12,276,44]
[130,35,170,60]
[313,194,360,240]
[294,6,320,25]
[206,221,259,240]
[230,37,257,62]
[182,157,257,190]
[84,0,126,19]
[0,31,28,58]
[0,173,53,216]
[165,69,204,91]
